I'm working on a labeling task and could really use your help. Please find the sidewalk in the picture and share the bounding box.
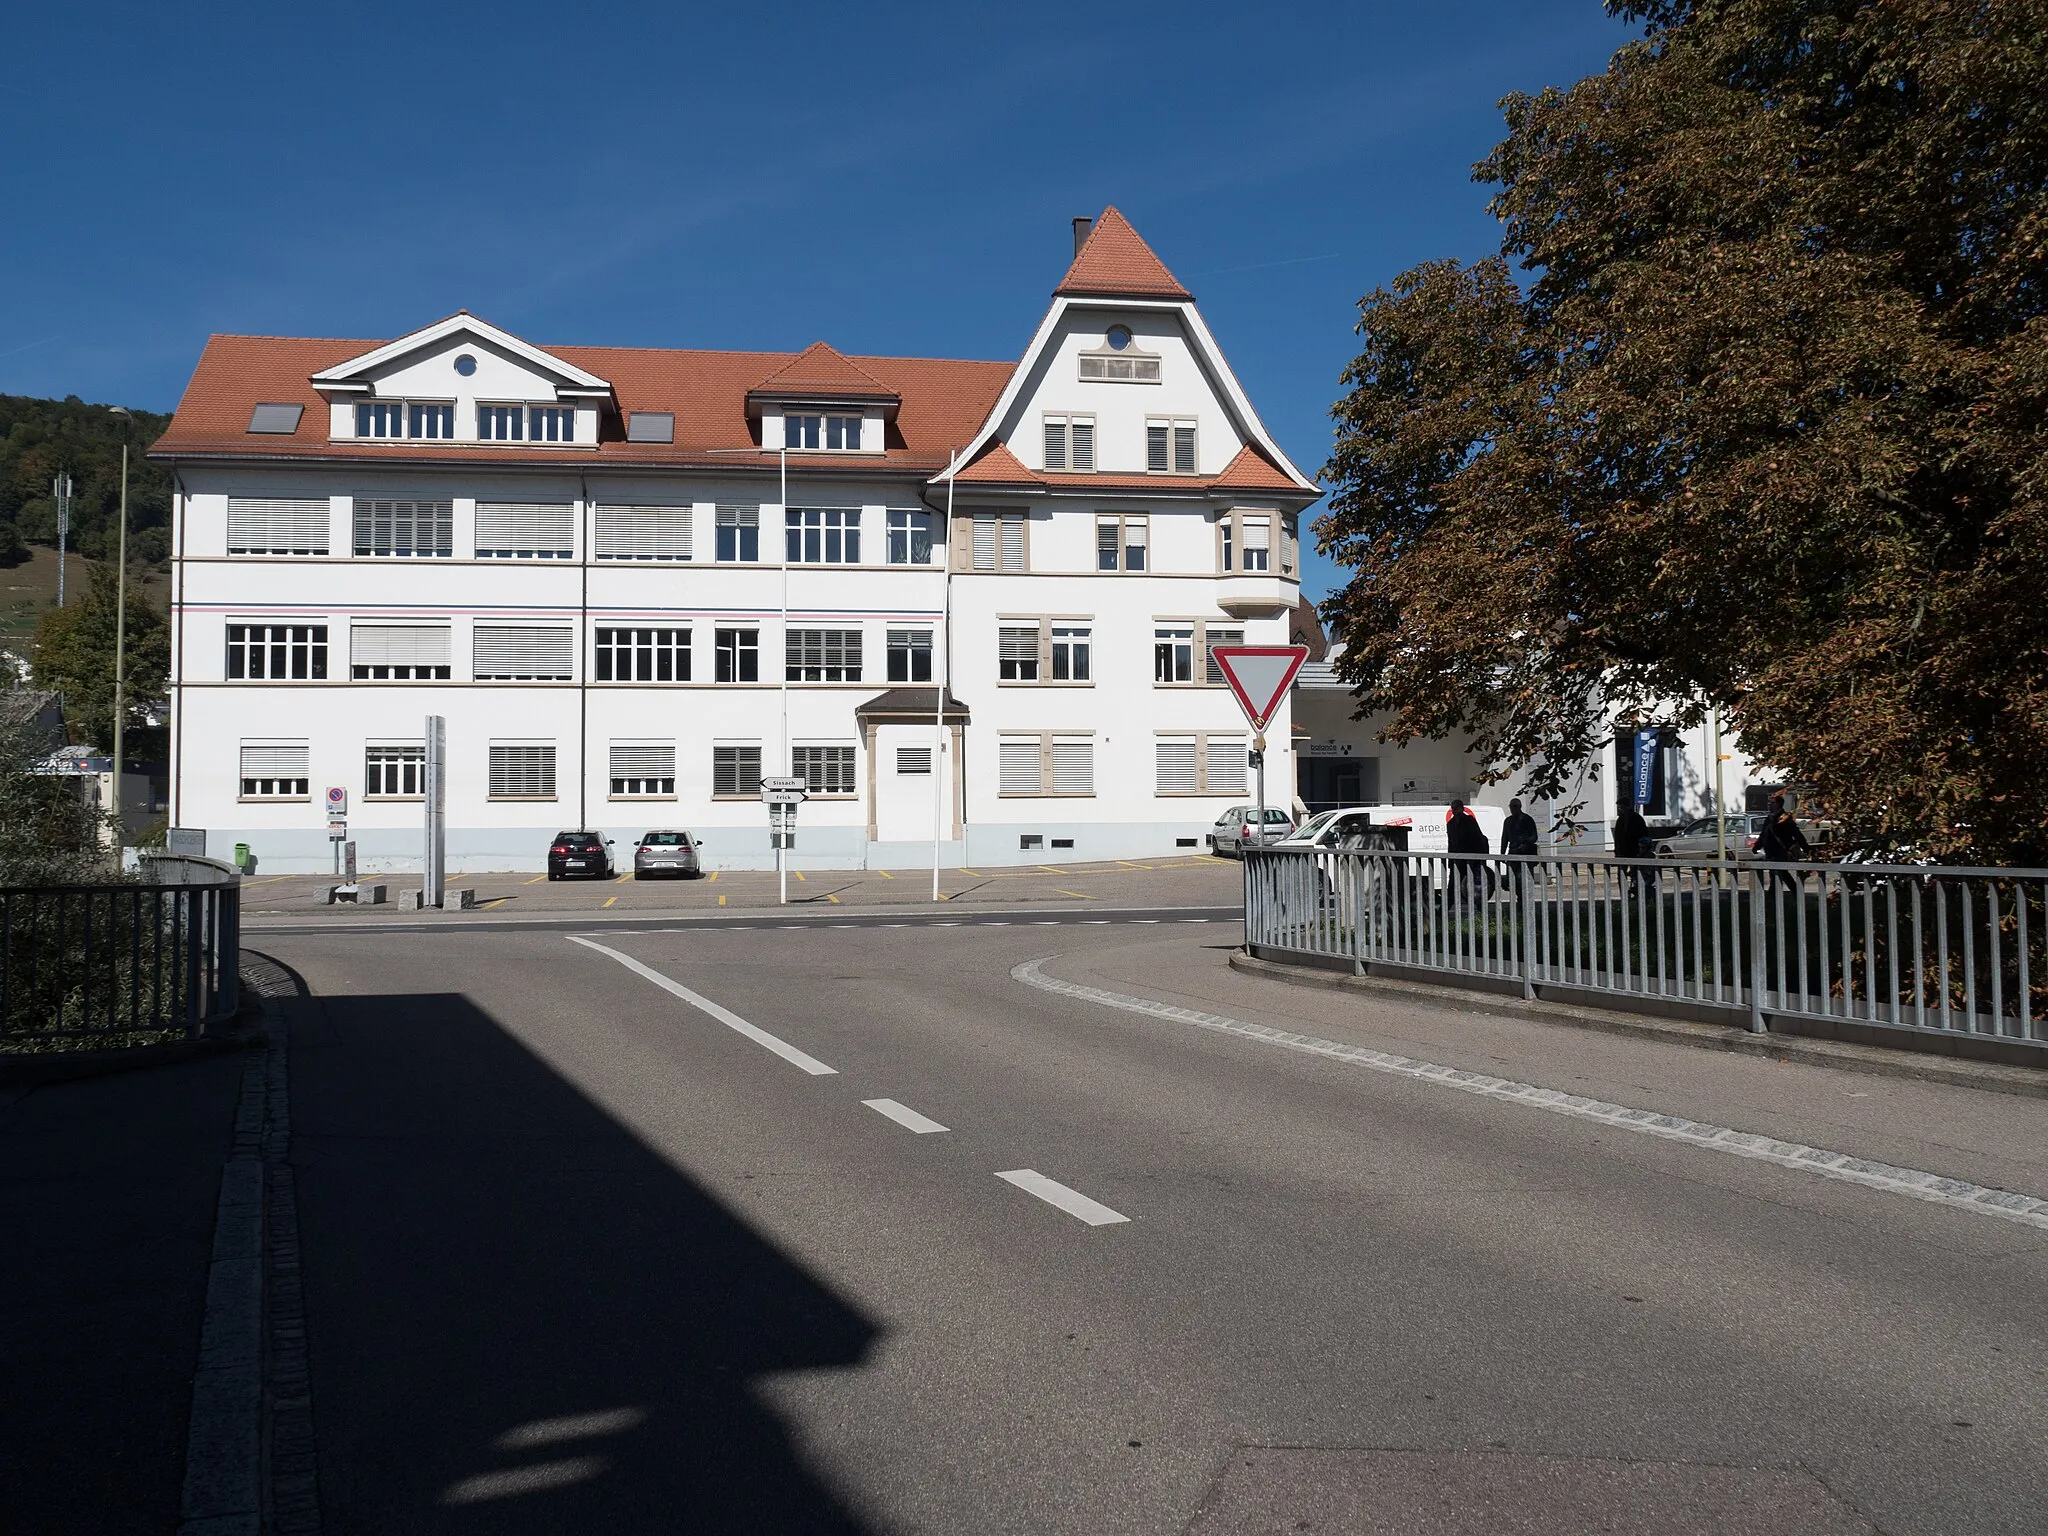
[240,852,1244,924]
[0,1047,250,1534]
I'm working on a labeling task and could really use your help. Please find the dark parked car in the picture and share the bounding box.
[547,830,615,880]
[634,830,703,879]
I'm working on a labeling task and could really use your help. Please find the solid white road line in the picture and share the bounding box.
[568,936,837,1076]
[862,1098,950,1134]
[1013,958,2048,1234]
[996,1168,1131,1226]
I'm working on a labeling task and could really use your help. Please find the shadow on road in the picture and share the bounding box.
[288,988,881,1534]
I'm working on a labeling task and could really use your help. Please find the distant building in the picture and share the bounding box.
[150,209,1319,873]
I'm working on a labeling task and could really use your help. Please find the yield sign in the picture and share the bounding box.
[1210,646,1308,732]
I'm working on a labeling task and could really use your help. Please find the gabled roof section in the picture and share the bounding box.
[1054,207,1193,301]
[309,311,614,398]
[1212,443,1302,493]
[749,341,898,403]
[952,441,1041,486]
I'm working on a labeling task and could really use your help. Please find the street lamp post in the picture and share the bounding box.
[107,409,132,851]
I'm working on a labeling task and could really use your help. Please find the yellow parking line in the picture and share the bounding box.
[877,869,895,879]
[958,867,979,876]
[524,875,548,885]
[247,874,296,885]
[1115,860,1154,871]
[1056,889,1096,900]
[479,897,508,909]
[792,870,806,881]
[602,896,617,908]
[718,894,726,906]
[706,870,718,882]
[827,893,841,904]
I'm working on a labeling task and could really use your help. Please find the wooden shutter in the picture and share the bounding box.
[595,504,692,561]
[227,497,328,555]
[475,502,575,557]
[1051,737,1093,795]
[999,738,1042,795]
[473,625,574,680]
[350,624,451,670]
[1155,738,1197,795]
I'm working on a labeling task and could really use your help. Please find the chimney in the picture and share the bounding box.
[1072,216,1093,257]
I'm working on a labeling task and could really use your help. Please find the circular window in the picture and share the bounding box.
[454,353,477,377]
[1106,326,1132,351]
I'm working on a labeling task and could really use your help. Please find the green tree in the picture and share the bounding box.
[31,562,169,755]
[0,716,113,885]
[0,396,172,566]
[1320,0,2048,864]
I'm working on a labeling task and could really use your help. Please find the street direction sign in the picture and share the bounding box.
[762,789,807,805]
[761,776,806,791]
[1210,646,1310,734]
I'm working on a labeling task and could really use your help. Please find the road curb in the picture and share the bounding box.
[1227,949,2048,1101]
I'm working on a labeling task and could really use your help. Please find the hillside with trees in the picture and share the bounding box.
[0,394,172,567]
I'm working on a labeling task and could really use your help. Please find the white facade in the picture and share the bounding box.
[156,217,1319,872]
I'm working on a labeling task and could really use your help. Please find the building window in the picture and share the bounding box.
[475,501,574,559]
[1051,624,1091,682]
[609,742,676,798]
[477,404,525,441]
[1078,344,1161,383]
[970,511,1027,572]
[785,628,862,683]
[887,628,932,683]
[1097,514,1148,572]
[488,744,556,799]
[786,507,860,564]
[712,744,762,797]
[1146,417,1197,474]
[715,504,759,563]
[715,628,759,683]
[785,414,862,450]
[998,734,1093,796]
[998,624,1041,681]
[239,741,309,799]
[356,401,453,440]
[530,405,576,442]
[595,504,692,561]
[792,745,856,796]
[365,745,425,798]
[473,626,574,681]
[1155,735,1249,795]
[887,508,936,564]
[227,496,329,555]
[481,404,576,443]
[1205,626,1244,684]
[1222,512,1273,573]
[1155,625,1195,683]
[226,623,327,681]
[349,623,451,680]
[1043,414,1096,472]
[352,498,452,558]
[595,627,689,682]
[897,746,932,775]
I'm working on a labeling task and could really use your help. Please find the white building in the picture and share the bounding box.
[152,209,1319,873]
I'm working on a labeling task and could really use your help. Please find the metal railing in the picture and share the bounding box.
[1,870,241,1048]
[1244,847,2048,1055]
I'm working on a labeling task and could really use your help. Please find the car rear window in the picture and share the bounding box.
[642,832,689,845]
[555,833,600,848]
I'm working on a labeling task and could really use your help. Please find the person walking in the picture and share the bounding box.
[1613,800,1654,895]
[1446,798,1490,914]
[1754,791,1810,897]
[1502,797,1539,899]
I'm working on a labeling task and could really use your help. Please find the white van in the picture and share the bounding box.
[1354,804,1508,855]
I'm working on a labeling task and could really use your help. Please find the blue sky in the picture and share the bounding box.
[1,1,1634,600]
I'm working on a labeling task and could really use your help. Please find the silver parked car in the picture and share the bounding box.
[1654,815,1765,859]
[1207,805,1297,857]
[633,830,703,879]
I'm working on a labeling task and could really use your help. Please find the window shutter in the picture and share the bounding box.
[715,503,758,529]
[1242,517,1271,553]
[1155,738,1197,795]
[609,742,675,780]
[999,738,1042,795]
[227,497,328,554]
[1206,627,1243,685]
[1051,737,1093,795]
[350,624,451,670]
[1000,513,1026,572]
[239,742,309,779]
[1124,518,1148,559]
[1173,423,1197,474]
[998,625,1040,666]
[1281,514,1299,575]
[1043,419,1067,471]
[1070,420,1095,472]
[897,746,932,774]
[713,746,762,797]
[473,625,574,680]
[489,744,556,798]
[595,504,692,561]
[1207,738,1249,794]
[353,498,452,556]
[475,501,575,557]
[972,514,996,571]
[1147,424,1169,473]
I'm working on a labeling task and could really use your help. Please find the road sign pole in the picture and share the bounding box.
[1254,730,1267,850]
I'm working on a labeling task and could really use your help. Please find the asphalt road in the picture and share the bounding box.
[253,911,2048,1534]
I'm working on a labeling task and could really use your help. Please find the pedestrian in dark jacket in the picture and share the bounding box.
[1446,799,1490,909]
[1754,793,1810,895]
[1502,797,1540,897]
[1613,802,1654,893]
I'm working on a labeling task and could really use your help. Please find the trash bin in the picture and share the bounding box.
[234,842,252,872]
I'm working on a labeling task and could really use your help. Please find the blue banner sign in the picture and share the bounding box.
[1633,729,1660,807]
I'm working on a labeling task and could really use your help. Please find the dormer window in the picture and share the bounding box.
[785,413,862,451]
[357,401,454,440]
[478,403,578,444]
[1079,332,1161,383]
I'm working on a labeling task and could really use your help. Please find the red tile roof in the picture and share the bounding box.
[952,441,1039,484]
[944,439,1312,499]
[1054,207,1193,301]
[1211,443,1302,492]
[749,340,898,401]
[152,335,1013,472]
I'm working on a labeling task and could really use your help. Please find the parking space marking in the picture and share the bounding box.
[863,1099,950,1135]
[602,897,617,908]
[996,1169,1130,1227]
[567,937,837,1076]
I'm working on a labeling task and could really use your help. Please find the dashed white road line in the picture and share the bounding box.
[996,1168,1130,1226]
[1013,958,2048,1234]
[863,1098,950,1134]
[569,936,837,1076]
